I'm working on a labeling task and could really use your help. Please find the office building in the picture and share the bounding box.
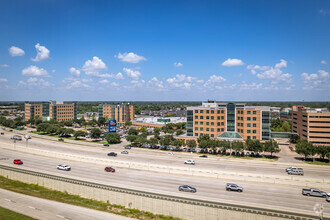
[186,100,271,141]
[24,101,77,122]
[292,105,330,146]
[98,103,134,126]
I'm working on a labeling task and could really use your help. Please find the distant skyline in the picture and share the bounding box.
[0,0,329,101]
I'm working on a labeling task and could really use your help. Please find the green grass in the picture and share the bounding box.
[304,160,330,166]
[0,206,36,220]
[0,175,181,220]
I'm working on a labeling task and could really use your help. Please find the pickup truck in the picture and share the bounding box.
[11,135,22,141]
[302,188,327,197]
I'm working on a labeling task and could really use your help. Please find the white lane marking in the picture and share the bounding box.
[4,198,16,203]
[28,206,40,211]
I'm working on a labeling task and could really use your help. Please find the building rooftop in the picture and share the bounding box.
[132,116,186,125]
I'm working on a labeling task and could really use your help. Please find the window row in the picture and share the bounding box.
[195,121,225,126]
[237,110,257,115]
[194,110,225,114]
[195,133,216,138]
[237,123,257,127]
[195,116,225,120]
[237,129,257,134]
[195,127,225,132]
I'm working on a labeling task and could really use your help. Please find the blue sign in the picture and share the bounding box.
[108,120,117,133]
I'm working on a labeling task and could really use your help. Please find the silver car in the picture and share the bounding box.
[226,183,243,192]
[57,164,71,171]
[178,185,197,193]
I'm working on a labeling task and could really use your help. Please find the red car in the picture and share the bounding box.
[13,159,23,165]
[104,167,115,172]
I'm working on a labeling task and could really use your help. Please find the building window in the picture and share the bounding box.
[207,110,209,114]
[211,110,214,114]
[195,110,198,113]
[200,110,204,113]
[221,122,224,125]
[241,129,244,133]
[238,129,240,132]
[211,128,214,132]
[253,117,256,121]
[211,122,214,126]
[195,127,198,131]
[253,130,257,133]
[221,116,224,119]
[200,128,204,131]
[253,111,256,114]
[206,128,209,131]
[211,134,214,137]
[247,136,251,139]
[195,122,198,125]
[247,130,251,133]
[221,128,224,131]
[195,133,198,136]
[200,122,204,125]
[211,116,214,120]
[253,136,256,140]
[247,111,251,114]
[200,116,204,119]
[221,110,224,114]
[217,110,220,114]
[195,116,198,119]
[247,123,251,127]
[206,122,209,125]
[247,117,251,121]
[217,116,220,120]
[206,116,209,119]
[253,124,256,127]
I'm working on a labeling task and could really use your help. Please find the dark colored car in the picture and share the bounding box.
[226,183,243,192]
[199,155,208,158]
[13,159,23,165]
[103,144,109,147]
[104,167,115,172]
[107,152,117,157]
[58,138,64,142]
[179,185,197,193]
[0,132,4,135]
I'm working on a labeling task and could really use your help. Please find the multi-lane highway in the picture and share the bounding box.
[0,129,330,217]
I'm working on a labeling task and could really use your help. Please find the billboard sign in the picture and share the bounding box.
[108,120,117,133]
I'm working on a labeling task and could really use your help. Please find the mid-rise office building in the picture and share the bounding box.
[186,101,270,141]
[292,105,330,146]
[98,103,134,126]
[24,101,77,122]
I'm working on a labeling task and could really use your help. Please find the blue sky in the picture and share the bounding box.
[0,0,329,101]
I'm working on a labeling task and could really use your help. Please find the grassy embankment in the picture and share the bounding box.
[0,175,180,220]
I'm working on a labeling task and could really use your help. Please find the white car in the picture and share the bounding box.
[167,152,174,155]
[184,159,195,165]
[57,165,71,171]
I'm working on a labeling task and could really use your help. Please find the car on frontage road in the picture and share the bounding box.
[105,167,115,172]
[57,165,71,171]
[121,151,128,154]
[326,194,330,202]
[178,185,196,193]
[107,152,117,157]
[302,188,327,197]
[13,159,23,165]
[124,146,131,149]
[288,168,304,175]
[184,159,195,165]
[226,183,243,192]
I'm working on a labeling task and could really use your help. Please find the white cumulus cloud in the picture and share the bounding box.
[301,70,329,88]
[116,52,146,63]
[82,56,107,75]
[174,62,183,67]
[147,77,164,89]
[69,67,81,77]
[204,75,226,87]
[18,77,52,87]
[0,78,8,82]
[9,46,25,56]
[99,79,109,84]
[22,65,49,77]
[274,59,287,69]
[31,43,50,61]
[123,68,141,80]
[222,58,244,67]
[321,60,327,65]
[0,64,8,67]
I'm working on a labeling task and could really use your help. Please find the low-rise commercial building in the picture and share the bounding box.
[185,100,271,141]
[98,103,134,126]
[132,116,186,128]
[292,105,330,146]
[24,101,77,122]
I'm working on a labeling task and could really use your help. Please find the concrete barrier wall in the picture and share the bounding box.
[0,165,321,220]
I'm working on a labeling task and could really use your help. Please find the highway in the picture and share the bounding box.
[1,129,330,217]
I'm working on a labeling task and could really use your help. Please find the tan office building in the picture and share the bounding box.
[24,101,77,122]
[186,101,270,141]
[98,103,134,126]
[292,105,330,146]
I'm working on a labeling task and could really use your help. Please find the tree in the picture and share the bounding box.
[315,145,330,160]
[148,137,158,146]
[154,127,161,135]
[63,120,73,127]
[98,117,106,127]
[128,128,139,136]
[104,133,121,144]
[172,139,184,148]
[126,135,137,144]
[296,140,316,160]
[245,139,254,151]
[90,128,101,140]
[290,134,300,144]
[74,130,85,140]
[134,135,147,147]
[176,129,184,136]
[140,127,148,134]
[232,142,244,153]
[264,139,280,156]
[37,123,50,133]
[125,121,132,127]
[197,135,210,143]
[198,139,210,150]
[46,124,60,134]
[187,140,197,150]
[88,119,97,127]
